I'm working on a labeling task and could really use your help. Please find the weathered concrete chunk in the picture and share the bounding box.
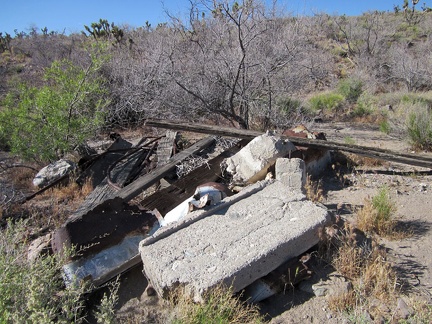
[222,133,296,184]
[140,158,330,300]
[33,159,76,188]
[275,158,306,192]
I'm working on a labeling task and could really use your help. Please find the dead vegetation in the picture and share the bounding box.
[320,219,399,321]
[305,174,325,203]
[168,284,264,324]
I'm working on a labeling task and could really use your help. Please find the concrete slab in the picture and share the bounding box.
[139,159,330,300]
[222,133,296,184]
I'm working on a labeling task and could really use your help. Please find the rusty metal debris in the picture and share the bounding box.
[159,182,231,227]
[52,133,222,287]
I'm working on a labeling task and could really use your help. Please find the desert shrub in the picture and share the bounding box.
[337,78,363,104]
[356,186,396,236]
[400,93,432,107]
[171,284,263,324]
[352,103,372,118]
[379,120,391,134]
[93,278,120,324]
[277,96,303,115]
[308,92,345,113]
[0,47,109,162]
[406,106,432,150]
[328,224,398,320]
[0,219,88,323]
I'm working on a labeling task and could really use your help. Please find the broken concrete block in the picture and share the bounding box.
[222,133,296,184]
[282,125,331,177]
[139,178,329,301]
[275,158,306,192]
[33,159,76,188]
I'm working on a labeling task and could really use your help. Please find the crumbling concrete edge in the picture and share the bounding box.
[140,179,273,247]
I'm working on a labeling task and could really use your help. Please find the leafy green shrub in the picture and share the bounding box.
[352,102,372,117]
[93,278,120,324]
[0,52,109,162]
[406,106,432,150]
[337,78,363,103]
[309,92,345,113]
[371,186,395,224]
[400,93,432,107]
[379,120,391,134]
[0,220,88,323]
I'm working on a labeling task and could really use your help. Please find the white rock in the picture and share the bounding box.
[33,159,76,188]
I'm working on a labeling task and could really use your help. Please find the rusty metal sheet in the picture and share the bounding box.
[52,197,157,259]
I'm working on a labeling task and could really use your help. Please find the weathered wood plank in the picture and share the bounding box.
[67,136,215,222]
[139,139,249,215]
[117,136,216,201]
[144,119,432,169]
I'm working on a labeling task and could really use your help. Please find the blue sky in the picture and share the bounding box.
[0,0,410,35]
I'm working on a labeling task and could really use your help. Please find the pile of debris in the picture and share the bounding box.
[32,121,426,303]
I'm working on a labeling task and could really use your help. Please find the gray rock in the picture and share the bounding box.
[222,133,296,184]
[396,298,411,319]
[310,274,353,298]
[27,233,51,261]
[33,159,76,188]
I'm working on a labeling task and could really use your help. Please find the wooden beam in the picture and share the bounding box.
[117,136,216,202]
[144,119,432,169]
[139,139,249,215]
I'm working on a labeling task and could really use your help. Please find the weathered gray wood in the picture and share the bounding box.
[117,136,216,201]
[139,139,249,215]
[69,137,214,221]
[77,137,133,188]
[144,119,432,169]
[157,130,178,166]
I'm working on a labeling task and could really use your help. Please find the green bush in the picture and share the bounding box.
[0,220,88,323]
[277,96,303,116]
[0,52,109,162]
[309,92,345,112]
[371,186,395,225]
[352,102,373,117]
[379,120,391,134]
[400,93,432,107]
[337,78,363,103]
[406,106,432,150]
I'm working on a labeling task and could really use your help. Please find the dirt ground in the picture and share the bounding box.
[109,122,432,323]
[262,123,432,323]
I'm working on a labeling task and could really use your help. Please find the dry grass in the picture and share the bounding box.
[41,178,92,207]
[319,215,400,321]
[345,153,383,168]
[170,284,263,324]
[356,186,397,237]
[305,175,324,203]
[7,166,37,190]
[327,224,399,320]
[327,290,357,314]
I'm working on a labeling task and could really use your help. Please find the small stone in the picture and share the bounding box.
[27,233,51,261]
[396,298,411,319]
[146,285,157,297]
